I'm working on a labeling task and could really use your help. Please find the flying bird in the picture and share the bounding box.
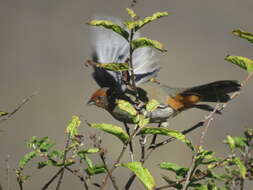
[87,17,241,124]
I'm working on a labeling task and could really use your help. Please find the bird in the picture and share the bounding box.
[86,17,241,124]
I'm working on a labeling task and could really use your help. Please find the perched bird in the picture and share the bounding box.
[87,17,241,124]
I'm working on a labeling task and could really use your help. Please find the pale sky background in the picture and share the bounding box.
[0,0,253,189]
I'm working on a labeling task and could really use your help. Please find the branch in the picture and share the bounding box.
[55,133,71,190]
[0,91,38,125]
[100,151,119,190]
[41,168,64,190]
[100,126,140,190]
[65,167,89,190]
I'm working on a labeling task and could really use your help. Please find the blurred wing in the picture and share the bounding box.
[90,16,160,91]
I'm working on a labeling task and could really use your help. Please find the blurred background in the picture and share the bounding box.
[0,0,253,189]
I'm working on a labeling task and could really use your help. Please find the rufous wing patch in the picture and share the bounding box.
[167,94,200,110]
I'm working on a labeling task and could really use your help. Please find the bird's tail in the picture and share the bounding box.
[182,80,241,103]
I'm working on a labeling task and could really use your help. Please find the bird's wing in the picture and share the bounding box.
[89,16,160,91]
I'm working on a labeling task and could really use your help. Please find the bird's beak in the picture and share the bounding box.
[86,99,95,106]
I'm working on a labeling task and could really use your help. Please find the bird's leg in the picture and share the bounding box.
[124,122,134,161]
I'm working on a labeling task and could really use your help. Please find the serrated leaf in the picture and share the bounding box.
[146,99,160,112]
[132,37,166,52]
[66,115,81,138]
[224,136,235,151]
[88,123,129,143]
[126,8,137,19]
[233,157,246,178]
[99,63,129,71]
[122,162,155,190]
[160,162,189,177]
[138,127,194,150]
[138,12,169,30]
[233,29,253,44]
[225,55,253,72]
[19,151,37,169]
[86,165,106,176]
[88,20,129,41]
[0,111,8,117]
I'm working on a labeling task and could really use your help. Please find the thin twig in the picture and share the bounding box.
[125,121,204,189]
[155,158,229,190]
[182,104,219,190]
[5,155,11,190]
[0,92,38,125]
[55,133,71,190]
[100,126,140,190]
[139,135,147,163]
[65,167,89,190]
[41,168,64,190]
[124,122,134,161]
[100,152,119,190]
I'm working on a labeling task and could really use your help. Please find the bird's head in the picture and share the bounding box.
[87,87,110,109]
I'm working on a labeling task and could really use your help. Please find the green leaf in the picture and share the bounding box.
[98,63,129,71]
[146,99,160,112]
[83,148,100,154]
[138,12,169,30]
[38,160,58,169]
[122,162,155,190]
[86,165,106,176]
[138,127,194,150]
[195,147,218,166]
[132,37,167,52]
[224,136,235,151]
[116,100,138,116]
[224,136,247,151]
[27,136,54,152]
[115,99,139,123]
[233,29,253,44]
[232,157,246,178]
[194,184,208,190]
[225,55,253,72]
[77,148,100,166]
[19,151,37,169]
[88,123,129,143]
[124,20,140,30]
[66,115,81,138]
[160,162,189,177]
[138,115,150,128]
[48,150,64,159]
[0,111,8,117]
[88,20,129,41]
[206,170,226,181]
[126,8,137,19]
